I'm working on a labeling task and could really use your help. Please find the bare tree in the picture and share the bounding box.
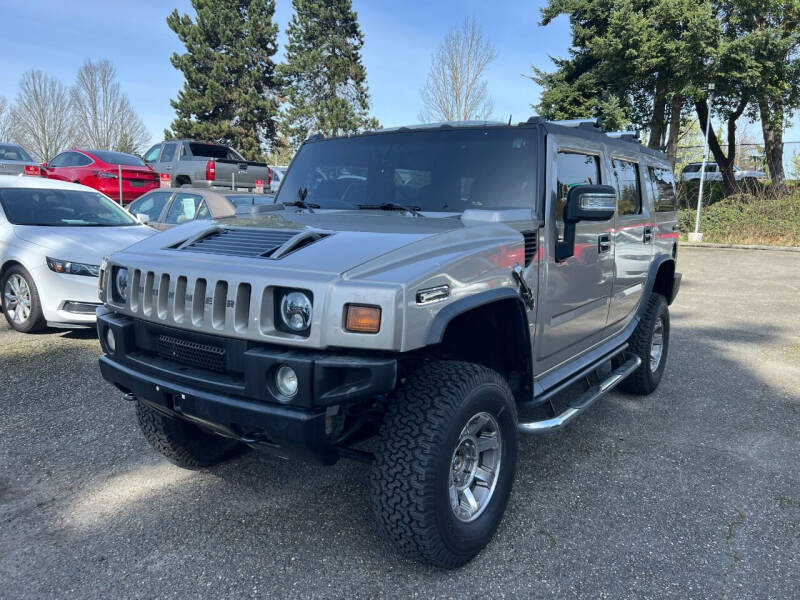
[0,96,13,141]
[10,70,75,162]
[70,59,150,154]
[419,19,497,122]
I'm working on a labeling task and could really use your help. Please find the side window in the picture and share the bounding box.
[130,192,171,220]
[648,166,678,212]
[195,200,210,219]
[555,151,601,235]
[612,158,642,216]
[62,152,80,167]
[143,145,161,163]
[74,153,92,167]
[48,153,68,168]
[165,193,203,224]
[705,164,717,172]
[160,143,178,163]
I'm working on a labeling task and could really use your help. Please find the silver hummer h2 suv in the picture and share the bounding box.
[97,118,681,568]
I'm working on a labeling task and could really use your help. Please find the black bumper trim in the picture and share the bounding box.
[99,355,338,464]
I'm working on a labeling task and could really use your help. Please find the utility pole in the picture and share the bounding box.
[690,83,715,243]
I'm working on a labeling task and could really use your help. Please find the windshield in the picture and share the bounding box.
[275,128,538,212]
[188,143,244,161]
[0,188,138,226]
[0,143,33,162]
[90,150,146,166]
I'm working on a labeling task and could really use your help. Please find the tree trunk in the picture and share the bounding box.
[759,96,785,191]
[695,98,746,196]
[665,92,682,164]
[648,78,667,150]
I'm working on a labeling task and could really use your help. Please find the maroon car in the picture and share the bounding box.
[43,149,159,204]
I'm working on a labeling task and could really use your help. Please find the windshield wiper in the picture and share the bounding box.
[282,187,318,212]
[357,202,424,217]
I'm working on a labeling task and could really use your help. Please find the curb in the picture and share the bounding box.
[680,241,800,253]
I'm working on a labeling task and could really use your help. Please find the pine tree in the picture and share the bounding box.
[167,0,280,160]
[278,0,380,148]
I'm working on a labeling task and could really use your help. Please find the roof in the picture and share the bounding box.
[0,175,97,192]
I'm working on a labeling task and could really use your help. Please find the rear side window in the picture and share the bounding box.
[165,193,203,224]
[555,151,601,225]
[160,143,178,163]
[188,143,243,161]
[612,158,642,216]
[648,166,677,212]
[72,153,93,167]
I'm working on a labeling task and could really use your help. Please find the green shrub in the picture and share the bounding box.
[679,191,800,246]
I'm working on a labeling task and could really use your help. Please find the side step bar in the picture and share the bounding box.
[518,354,641,434]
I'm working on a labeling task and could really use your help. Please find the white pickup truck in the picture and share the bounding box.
[681,161,766,183]
[143,140,270,191]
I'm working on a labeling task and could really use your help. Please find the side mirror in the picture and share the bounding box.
[136,213,150,224]
[41,162,47,168]
[556,184,616,262]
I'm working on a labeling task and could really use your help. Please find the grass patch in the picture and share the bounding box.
[679,190,800,246]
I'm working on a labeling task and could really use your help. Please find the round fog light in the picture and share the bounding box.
[275,365,298,399]
[105,328,116,353]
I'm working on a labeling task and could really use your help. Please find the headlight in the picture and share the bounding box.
[112,267,129,303]
[46,257,100,277]
[277,289,313,334]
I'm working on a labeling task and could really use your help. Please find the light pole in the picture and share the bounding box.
[690,83,715,243]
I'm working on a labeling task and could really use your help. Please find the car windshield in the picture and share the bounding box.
[0,143,33,162]
[0,188,138,226]
[275,128,538,213]
[225,194,274,207]
[90,150,146,166]
[188,143,245,161]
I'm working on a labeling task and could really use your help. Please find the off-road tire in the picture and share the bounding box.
[619,293,670,395]
[1,265,45,333]
[136,401,245,469]
[371,361,518,568]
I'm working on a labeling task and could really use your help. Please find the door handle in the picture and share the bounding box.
[163,165,172,170]
[598,234,611,253]
[643,227,653,243]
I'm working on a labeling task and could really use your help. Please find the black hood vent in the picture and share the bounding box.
[179,228,301,258]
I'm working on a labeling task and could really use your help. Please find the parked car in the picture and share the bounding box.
[681,161,766,182]
[43,149,159,204]
[0,142,43,176]
[127,188,273,230]
[142,140,271,192]
[97,118,680,568]
[0,176,153,332]
[270,166,286,192]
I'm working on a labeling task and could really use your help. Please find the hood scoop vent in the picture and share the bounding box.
[174,227,330,259]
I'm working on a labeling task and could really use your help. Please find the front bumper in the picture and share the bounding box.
[33,265,102,325]
[97,308,397,464]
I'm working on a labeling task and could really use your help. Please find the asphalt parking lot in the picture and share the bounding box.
[1,247,799,599]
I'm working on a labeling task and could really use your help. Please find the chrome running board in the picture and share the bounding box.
[518,354,641,434]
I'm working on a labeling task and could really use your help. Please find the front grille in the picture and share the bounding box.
[179,228,302,258]
[157,334,226,373]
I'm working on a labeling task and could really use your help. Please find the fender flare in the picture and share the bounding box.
[425,287,524,345]
[642,255,680,311]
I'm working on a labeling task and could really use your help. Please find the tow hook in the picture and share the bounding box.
[512,265,535,311]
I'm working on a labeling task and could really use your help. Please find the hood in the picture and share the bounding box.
[113,208,523,278]
[14,224,154,265]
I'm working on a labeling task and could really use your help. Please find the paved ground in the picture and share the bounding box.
[1,247,799,599]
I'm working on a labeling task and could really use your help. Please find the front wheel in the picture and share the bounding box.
[1,265,45,333]
[371,361,518,568]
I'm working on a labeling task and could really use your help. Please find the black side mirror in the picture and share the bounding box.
[556,184,616,262]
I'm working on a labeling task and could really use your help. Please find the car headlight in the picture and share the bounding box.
[277,289,313,334]
[46,257,100,277]
[112,267,129,303]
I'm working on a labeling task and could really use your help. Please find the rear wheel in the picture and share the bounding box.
[136,401,246,469]
[620,293,670,395]
[371,361,518,568]
[1,266,45,333]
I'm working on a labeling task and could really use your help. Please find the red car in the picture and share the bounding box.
[43,149,160,204]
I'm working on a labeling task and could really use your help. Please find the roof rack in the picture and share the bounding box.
[606,130,640,142]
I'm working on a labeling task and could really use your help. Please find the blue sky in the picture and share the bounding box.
[1,0,797,165]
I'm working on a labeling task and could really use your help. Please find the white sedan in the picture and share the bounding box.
[0,176,154,332]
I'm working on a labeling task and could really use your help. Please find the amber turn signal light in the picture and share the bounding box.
[345,304,381,333]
